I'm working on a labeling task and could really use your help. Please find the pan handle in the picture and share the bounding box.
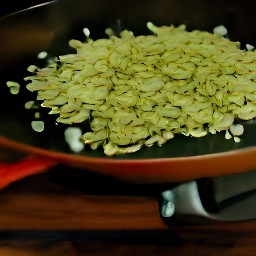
[0,156,57,189]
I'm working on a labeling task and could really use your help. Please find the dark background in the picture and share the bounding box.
[0,0,47,17]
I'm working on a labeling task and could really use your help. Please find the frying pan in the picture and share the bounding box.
[0,0,256,185]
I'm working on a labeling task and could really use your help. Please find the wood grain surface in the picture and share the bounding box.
[0,146,256,255]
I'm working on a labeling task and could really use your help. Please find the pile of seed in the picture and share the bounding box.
[19,23,256,155]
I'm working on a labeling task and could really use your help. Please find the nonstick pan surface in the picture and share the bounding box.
[0,0,256,183]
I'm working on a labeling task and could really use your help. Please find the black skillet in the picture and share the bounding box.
[0,0,255,184]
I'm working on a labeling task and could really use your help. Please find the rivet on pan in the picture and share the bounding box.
[161,190,175,217]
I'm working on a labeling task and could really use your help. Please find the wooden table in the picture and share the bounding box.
[0,147,256,255]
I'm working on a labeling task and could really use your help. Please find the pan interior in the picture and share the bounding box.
[0,0,255,160]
